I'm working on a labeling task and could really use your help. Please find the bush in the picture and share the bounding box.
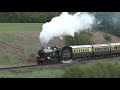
[64,32,93,46]
[104,34,111,42]
[29,53,36,58]
[63,61,120,78]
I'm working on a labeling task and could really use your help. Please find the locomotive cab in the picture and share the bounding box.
[61,46,72,61]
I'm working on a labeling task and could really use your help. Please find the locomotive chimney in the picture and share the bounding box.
[41,47,44,50]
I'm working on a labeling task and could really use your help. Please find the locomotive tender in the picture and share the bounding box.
[36,43,120,65]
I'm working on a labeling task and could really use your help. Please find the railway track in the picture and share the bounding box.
[0,56,120,71]
[0,62,69,71]
[0,65,37,70]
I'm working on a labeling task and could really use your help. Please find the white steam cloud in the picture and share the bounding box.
[39,12,96,44]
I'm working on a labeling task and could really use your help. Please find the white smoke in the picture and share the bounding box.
[39,12,96,44]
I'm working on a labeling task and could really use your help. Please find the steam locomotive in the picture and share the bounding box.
[36,43,120,65]
[36,46,61,65]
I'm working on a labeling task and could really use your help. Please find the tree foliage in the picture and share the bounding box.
[64,32,93,46]
[94,12,120,36]
[0,12,120,36]
[0,12,61,23]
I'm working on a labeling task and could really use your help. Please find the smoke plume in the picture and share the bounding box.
[39,12,96,45]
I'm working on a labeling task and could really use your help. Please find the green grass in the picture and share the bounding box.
[0,23,43,33]
[0,69,64,78]
[63,60,120,78]
[0,59,120,78]
[0,33,24,43]
[0,23,43,66]
[0,55,23,66]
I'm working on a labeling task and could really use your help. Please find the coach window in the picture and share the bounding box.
[76,49,78,53]
[98,48,100,51]
[87,48,89,52]
[87,49,89,52]
[96,48,98,51]
[74,49,75,53]
[105,48,106,51]
[104,48,106,51]
[112,47,114,50]
[77,49,79,53]
[96,48,97,51]
[106,48,108,50]
[114,47,117,49]
[76,49,77,53]
[103,48,105,51]
[98,48,99,51]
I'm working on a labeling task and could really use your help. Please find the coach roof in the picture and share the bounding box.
[92,44,110,47]
[109,43,120,45]
[70,45,92,48]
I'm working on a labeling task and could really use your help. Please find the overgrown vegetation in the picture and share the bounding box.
[0,33,24,43]
[0,69,64,78]
[64,31,93,46]
[0,55,23,66]
[0,23,42,66]
[104,34,111,42]
[63,61,120,78]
